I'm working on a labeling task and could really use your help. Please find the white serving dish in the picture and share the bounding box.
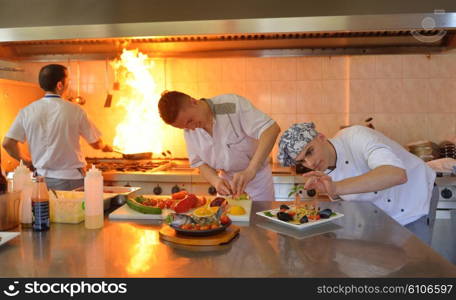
[256,207,344,230]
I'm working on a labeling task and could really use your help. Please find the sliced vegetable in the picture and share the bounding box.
[171,190,188,200]
[127,197,162,214]
[264,211,274,217]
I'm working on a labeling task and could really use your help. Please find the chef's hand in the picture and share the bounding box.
[231,168,256,197]
[213,178,233,196]
[302,171,337,198]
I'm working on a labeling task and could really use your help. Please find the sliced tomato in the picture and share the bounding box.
[173,197,194,213]
[185,194,199,208]
[220,215,231,225]
[172,190,188,200]
[196,196,207,208]
[165,199,174,209]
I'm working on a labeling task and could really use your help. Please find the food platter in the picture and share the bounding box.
[109,192,252,222]
[170,220,232,237]
[256,206,344,230]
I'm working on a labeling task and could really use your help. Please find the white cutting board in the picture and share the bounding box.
[109,197,252,222]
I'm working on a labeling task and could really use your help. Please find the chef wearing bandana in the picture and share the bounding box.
[277,123,438,244]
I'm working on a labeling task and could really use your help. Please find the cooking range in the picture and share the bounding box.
[85,157,172,173]
[86,157,217,196]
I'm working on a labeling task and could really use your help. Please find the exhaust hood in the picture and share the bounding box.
[1,0,456,60]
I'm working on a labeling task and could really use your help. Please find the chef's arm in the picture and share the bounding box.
[2,137,33,169]
[89,138,113,152]
[246,122,281,173]
[199,164,233,195]
[334,165,407,195]
[198,164,220,185]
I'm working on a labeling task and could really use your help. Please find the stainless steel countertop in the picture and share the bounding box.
[1,201,455,277]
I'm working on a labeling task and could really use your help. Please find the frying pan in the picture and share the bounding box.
[113,150,152,160]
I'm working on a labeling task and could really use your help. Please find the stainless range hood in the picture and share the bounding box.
[1,0,456,60]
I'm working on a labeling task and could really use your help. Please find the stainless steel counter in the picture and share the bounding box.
[1,201,455,277]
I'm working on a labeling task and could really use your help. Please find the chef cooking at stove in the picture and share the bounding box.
[2,64,113,191]
[158,91,280,201]
[277,122,438,244]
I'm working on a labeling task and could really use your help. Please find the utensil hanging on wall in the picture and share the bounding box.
[104,59,113,108]
[73,61,86,105]
[112,63,120,91]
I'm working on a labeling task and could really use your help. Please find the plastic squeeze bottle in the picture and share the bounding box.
[13,160,33,225]
[84,165,104,229]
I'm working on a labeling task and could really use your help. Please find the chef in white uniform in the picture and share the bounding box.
[158,91,280,201]
[277,123,438,244]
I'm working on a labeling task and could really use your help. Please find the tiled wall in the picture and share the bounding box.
[0,78,43,171]
[2,51,456,164]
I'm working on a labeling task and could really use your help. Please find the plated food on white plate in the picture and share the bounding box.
[257,204,344,230]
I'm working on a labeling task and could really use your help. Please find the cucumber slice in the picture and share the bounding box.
[127,197,162,214]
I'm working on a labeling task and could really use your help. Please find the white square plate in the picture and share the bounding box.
[0,232,20,246]
[256,208,344,230]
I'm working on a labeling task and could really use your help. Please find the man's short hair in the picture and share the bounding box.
[158,91,191,124]
[38,64,67,92]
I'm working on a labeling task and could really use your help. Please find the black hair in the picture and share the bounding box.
[38,64,67,92]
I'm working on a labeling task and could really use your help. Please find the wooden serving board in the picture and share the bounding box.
[159,225,240,246]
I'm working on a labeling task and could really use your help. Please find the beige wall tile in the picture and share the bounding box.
[165,58,197,83]
[244,81,271,114]
[374,79,404,113]
[322,80,349,113]
[428,79,456,113]
[166,82,198,97]
[78,60,106,84]
[296,81,324,114]
[426,113,456,143]
[375,55,402,79]
[349,55,376,79]
[221,58,245,82]
[245,57,272,81]
[219,81,245,96]
[402,79,429,113]
[348,80,376,113]
[197,82,223,99]
[270,81,296,114]
[370,113,403,143]
[297,57,322,80]
[197,58,222,82]
[429,54,456,78]
[322,56,349,80]
[270,57,297,81]
[299,114,346,138]
[402,54,430,79]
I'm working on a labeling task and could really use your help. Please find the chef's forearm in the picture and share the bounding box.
[247,122,280,173]
[334,165,407,195]
[198,164,221,186]
[2,137,30,165]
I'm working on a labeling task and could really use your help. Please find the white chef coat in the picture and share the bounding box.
[328,125,436,225]
[5,94,102,179]
[184,94,276,201]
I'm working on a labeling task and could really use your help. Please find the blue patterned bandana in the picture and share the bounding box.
[277,123,318,166]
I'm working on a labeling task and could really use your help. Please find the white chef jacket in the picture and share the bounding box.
[5,94,102,179]
[328,126,436,225]
[184,94,276,201]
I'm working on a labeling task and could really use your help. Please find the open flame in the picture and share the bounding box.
[111,49,164,155]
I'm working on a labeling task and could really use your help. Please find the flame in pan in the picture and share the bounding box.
[111,49,164,154]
